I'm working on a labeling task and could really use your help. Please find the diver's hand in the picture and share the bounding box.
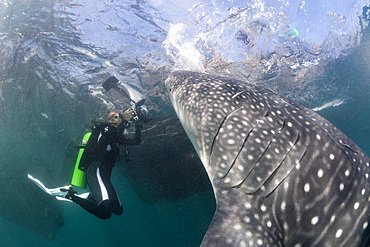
[122,109,134,121]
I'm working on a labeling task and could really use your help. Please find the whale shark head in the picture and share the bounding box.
[165,70,370,246]
[165,72,258,179]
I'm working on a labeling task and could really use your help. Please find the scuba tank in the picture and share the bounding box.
[70,132,92,189]
[70,123,109,188]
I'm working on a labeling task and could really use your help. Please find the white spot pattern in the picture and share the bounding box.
[311,216,319,225]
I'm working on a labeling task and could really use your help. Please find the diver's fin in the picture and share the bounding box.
[56,196,72,202]
[28,174,91,202]
[76,192,91,199]
[27,174,71,197]
[56,192,90,202]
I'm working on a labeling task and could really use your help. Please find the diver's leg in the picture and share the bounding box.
[67,161,112,219]
[103,177,123,215]
[94,162,123,216]
[69,193,111,219]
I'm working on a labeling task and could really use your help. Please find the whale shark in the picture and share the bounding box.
[165,71,370,247]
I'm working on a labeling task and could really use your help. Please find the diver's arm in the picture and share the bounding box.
[131,123,142,145]
[118,124,142,146]
[116,119,129,134]
[116,110,133,134]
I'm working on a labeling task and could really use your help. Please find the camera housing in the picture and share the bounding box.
[103,75,151,124]
[128,99,150,123]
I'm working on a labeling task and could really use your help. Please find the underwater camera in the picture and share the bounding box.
[103,75,151,123]
[127,99,151,123]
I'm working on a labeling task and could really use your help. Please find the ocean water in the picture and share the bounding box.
[0,0,369,246]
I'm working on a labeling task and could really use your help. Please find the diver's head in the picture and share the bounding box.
[108,111,122,127]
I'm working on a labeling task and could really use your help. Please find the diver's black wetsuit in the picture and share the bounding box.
[70,120,141,219]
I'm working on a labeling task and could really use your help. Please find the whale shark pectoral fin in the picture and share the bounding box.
[27,174,70,197]
[201,189,283,246]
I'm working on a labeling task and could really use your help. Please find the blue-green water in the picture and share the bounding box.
[0,0,369,246]
[1,176,214,246]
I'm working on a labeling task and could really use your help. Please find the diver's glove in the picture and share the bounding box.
[122,109,134,121]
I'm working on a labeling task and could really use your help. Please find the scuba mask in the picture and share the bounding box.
[108,112,122,127]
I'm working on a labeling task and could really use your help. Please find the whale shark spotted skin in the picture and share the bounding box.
[165,71,370,247]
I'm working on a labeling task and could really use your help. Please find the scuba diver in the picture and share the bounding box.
[27,75,151,220]
[62,109,143,219]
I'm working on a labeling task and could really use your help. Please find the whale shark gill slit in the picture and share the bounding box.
[258,145,308,197]
[211,106,266,179]
[341,143,359,154]
[225,111,286,188]
[209,116,227,158]
[230,118,285,189]
[257,132,307,197]
[237,124,302,194]
[222,128,253,180]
